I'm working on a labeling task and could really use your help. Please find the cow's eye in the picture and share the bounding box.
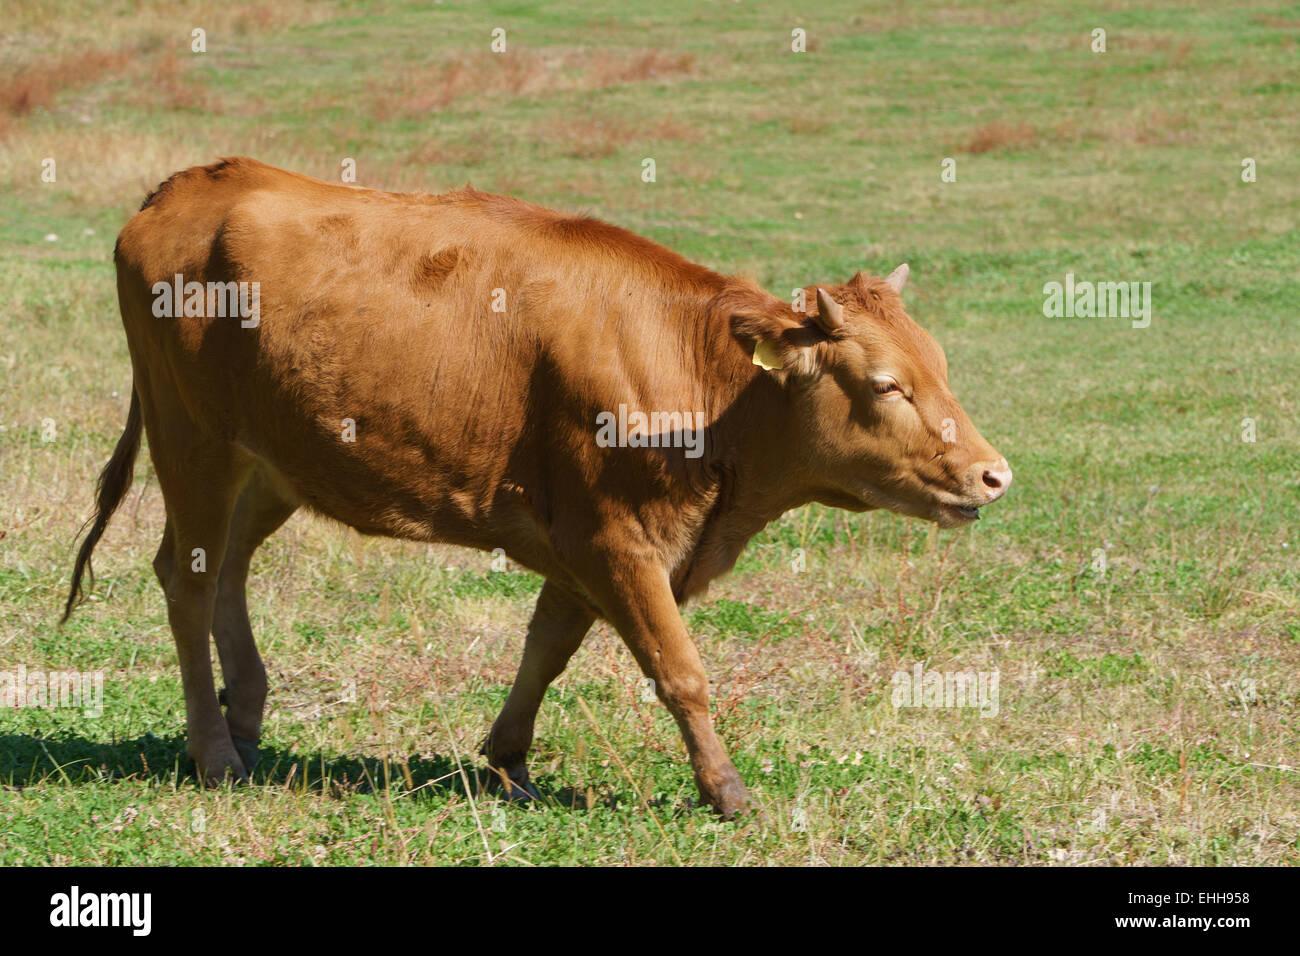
[872,377,902,396]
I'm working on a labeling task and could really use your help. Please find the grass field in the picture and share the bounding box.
[1,0,1297,865]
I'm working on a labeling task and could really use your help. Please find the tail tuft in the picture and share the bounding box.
[62,388,142,622]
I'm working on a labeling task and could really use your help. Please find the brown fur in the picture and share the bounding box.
[66,158,1009,815]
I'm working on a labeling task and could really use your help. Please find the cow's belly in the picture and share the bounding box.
[231,384,523,543]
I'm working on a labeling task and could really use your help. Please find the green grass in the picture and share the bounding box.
[0,0,1297,865]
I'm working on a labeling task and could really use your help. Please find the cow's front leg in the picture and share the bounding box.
[594,559,751,818]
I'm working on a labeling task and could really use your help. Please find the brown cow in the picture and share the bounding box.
[64,158,1011,817]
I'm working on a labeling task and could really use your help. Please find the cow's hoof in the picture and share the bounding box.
[704,775,752,820]
[486,764,540,803]
[501,779,541,803]
[231,736,261,773]
[194,744,248,787]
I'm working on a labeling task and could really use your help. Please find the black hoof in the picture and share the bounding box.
[501,778,541,803]
[231,736,261,772]
[485,764,539,802]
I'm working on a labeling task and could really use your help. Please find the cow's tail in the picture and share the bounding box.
[62,387,142,622]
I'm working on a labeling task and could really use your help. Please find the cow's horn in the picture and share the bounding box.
[886,263,909,293]
[815,288,845,334]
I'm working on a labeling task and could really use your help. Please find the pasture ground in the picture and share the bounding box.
[0,0,1296,864]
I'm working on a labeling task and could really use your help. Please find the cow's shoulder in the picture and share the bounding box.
[137,156,273,212]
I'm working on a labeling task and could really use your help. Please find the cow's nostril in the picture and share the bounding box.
[978,463,1013,498]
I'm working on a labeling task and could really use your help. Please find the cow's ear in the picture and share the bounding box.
[724,291,824,378]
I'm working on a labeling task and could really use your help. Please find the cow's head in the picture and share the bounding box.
[730,264,1011,527]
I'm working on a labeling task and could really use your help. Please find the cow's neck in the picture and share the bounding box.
[670,299,820,601]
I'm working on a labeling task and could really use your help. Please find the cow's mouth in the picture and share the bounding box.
[853,484,983,527]
[936,501,981,526]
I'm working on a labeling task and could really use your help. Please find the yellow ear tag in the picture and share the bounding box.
[752,339,782,371]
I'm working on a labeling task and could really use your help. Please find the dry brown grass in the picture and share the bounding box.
[0,48,131,119]
[1046,109,1196,149]
[370,48,696,119]
[1129,108,1195,146]
[4,0,332,47]
[1118,34,1198,68]
[750,110,832,136]
[782,114,831,136]
[404,139,497,169]
[588,49,695,86]
[364,117,693,199]
[961,110,1190,155]
[144,51,224,114]
[539,115,699,160]
[848,8,1029,31]
[963,120,1037,154]
[1166,39,1197,68]
[0,0,332,143]
[0,33,245,139]
[1252,15,1300,28]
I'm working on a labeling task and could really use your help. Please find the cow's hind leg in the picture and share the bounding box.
[150,434,252,784]
[213,466,298,772]
[484,581,595,799]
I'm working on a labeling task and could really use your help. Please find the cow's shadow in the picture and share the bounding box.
[0,732,592,809]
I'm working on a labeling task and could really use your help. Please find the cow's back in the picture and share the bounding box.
[114,158,727,556]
